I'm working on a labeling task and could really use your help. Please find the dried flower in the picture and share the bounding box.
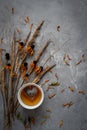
[25,45,35,55]
[34,66,43,75]
[30,60,37,68]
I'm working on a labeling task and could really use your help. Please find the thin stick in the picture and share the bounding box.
[27,20,44,46]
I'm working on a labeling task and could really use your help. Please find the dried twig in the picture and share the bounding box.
[27,20,44,46]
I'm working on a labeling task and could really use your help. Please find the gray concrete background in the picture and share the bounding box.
[0,0,87,130]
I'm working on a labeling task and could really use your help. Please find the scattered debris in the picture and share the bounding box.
[62,101,73,108]
[76,60,82,65]
[63,54,70,66]
[76,54,86,65]
[68,86,75,92]
[12,7,14,14]
[59,120,63,128]
[78,90,85,95]
[57,25,60,32]
[25,16,30,23]
[48,93,56,99]
[49,81,60,86]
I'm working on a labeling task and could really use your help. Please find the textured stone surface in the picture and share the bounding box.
[0,0,87,130]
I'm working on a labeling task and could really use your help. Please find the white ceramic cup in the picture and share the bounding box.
[18,83,44,109]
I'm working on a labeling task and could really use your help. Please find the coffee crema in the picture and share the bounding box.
[20,85,42,106]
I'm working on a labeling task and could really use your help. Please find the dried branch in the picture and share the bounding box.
[27,20,44,46]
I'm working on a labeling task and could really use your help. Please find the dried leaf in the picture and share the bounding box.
[68,86,74,92]
[76,60,82,65]
[63,54,70,66]
[57,25,60,32]
[59,120,63,128]
[78,90,85,95]
[25,16,30,23]
[12,7,14,14]
[62,101,73,108]
[48,93,56,99]
[49,81,60,86]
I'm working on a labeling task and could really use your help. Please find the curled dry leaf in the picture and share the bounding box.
[57,25,60,32]
[48,93,56,99]
[68,86,75,92]
[78,90,85,95]
[59,120,63,128]
[62,101,73,108]
[49,81,60,86]
[25,16,30,23]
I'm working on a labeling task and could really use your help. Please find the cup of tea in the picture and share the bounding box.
[18,83,44,109]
